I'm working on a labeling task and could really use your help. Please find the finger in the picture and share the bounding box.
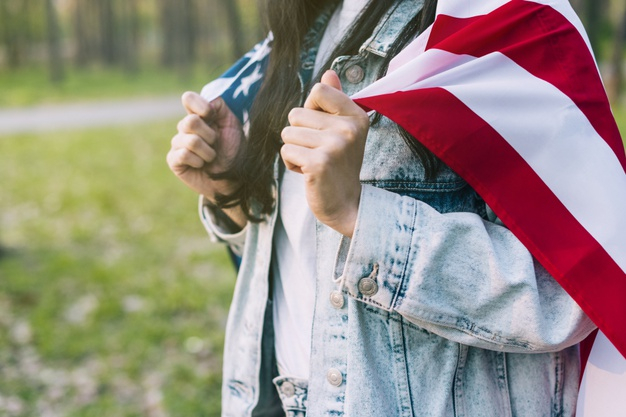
[167,147,206,170]
[304,83,363,118]
[177,114,217,144]
[280,143,312,174]
[321,70,342,91]
[171,132,217,163]
[287,107,337,130]
[281,126,327,148]
[181,91,212,120]
[207,96,233,124]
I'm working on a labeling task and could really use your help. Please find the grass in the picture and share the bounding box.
[614,105,626,148]
[0,121,236,416]
[0,65,225,108]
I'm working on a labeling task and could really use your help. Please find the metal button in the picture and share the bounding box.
[345,65,365,84]
[329,291,345,309]
[358,277,378,296]
[326,368,343,387]
[281,381,295,397]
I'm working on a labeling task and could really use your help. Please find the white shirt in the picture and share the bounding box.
[272,0,369,379]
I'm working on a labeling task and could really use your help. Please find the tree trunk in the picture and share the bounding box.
[45,0,64,82]
[73,0,90,67]
[121,0,140,73]
[0,0,23,68]
[219,0,245,60]
[608,2,626,103]
[160,0,196,75]
[584,0,605,58]
[99,0,119,65]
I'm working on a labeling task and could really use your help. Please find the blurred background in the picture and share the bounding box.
[0,0,625,416]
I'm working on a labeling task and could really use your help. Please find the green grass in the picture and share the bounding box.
[614,105,626,148]
[0,121,235,416]
[0,65,225,108]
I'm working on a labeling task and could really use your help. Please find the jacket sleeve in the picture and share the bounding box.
[335,184,596,353]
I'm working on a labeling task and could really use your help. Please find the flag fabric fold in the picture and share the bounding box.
[352,0,626,363]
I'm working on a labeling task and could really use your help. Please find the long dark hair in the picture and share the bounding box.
[214,0,439,221]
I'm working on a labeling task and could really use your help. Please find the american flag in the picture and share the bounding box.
[201,0,626,412]
[200,34,272,127]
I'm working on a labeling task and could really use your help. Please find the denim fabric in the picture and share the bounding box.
[273,376,308,417]
[199,0,596,416]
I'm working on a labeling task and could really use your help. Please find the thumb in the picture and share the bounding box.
[321,70,342,91]
[207,97,231,122]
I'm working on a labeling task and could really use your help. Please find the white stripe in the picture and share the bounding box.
[434,0,506,19]
[353,49,626,273]
[387,25,432,73]
[577,331,626,416]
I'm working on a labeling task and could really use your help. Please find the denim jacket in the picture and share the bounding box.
[199,1,595,416]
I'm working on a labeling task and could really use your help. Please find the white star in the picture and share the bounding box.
[233,64,264,99]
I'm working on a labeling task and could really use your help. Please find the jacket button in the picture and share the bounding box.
[329,291,345,309]
[326,368,343,387]
[345,64,364,84]
[281,381,295,397]
[358,277,378,296]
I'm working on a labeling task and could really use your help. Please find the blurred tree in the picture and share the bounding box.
[160,0,197,73]
[73,0,89,67]
[608,1,626,102]
[45,0,64,82]
[218,0,245,60]
[580,0,609,58]
[99,0,119,65]
[0,0,31,68]
[119,0,141,73]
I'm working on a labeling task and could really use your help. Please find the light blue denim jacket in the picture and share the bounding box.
[199,1,596,416]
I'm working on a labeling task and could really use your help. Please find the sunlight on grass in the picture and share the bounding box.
[0,121,234,416]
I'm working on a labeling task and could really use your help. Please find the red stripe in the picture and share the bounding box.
[355,88,626,358]
[426,0,626,171]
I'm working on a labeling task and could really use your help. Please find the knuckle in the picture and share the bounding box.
[338,121,359,141]
[182,114,200,132]
[281,126,294,142]
[280,143,292,157]
[310,83,325,97]
[188,134,203,150]
[313,151,331,169]
[176,117,186,133]
[287,108,301,125]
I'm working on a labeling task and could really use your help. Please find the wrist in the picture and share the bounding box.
[328,186,361,238]
[202,196,247,232]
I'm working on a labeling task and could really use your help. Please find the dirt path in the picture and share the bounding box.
[0,95,184,136]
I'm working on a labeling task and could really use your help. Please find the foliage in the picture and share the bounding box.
[0,120,237,416]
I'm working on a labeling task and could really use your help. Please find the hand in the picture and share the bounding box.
[167,92,246,227]
[280,70,370,237]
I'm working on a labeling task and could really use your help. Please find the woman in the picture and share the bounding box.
[167,0,595,415]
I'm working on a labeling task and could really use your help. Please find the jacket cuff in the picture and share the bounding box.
[337,184,417,311]
[198,196,247,254]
